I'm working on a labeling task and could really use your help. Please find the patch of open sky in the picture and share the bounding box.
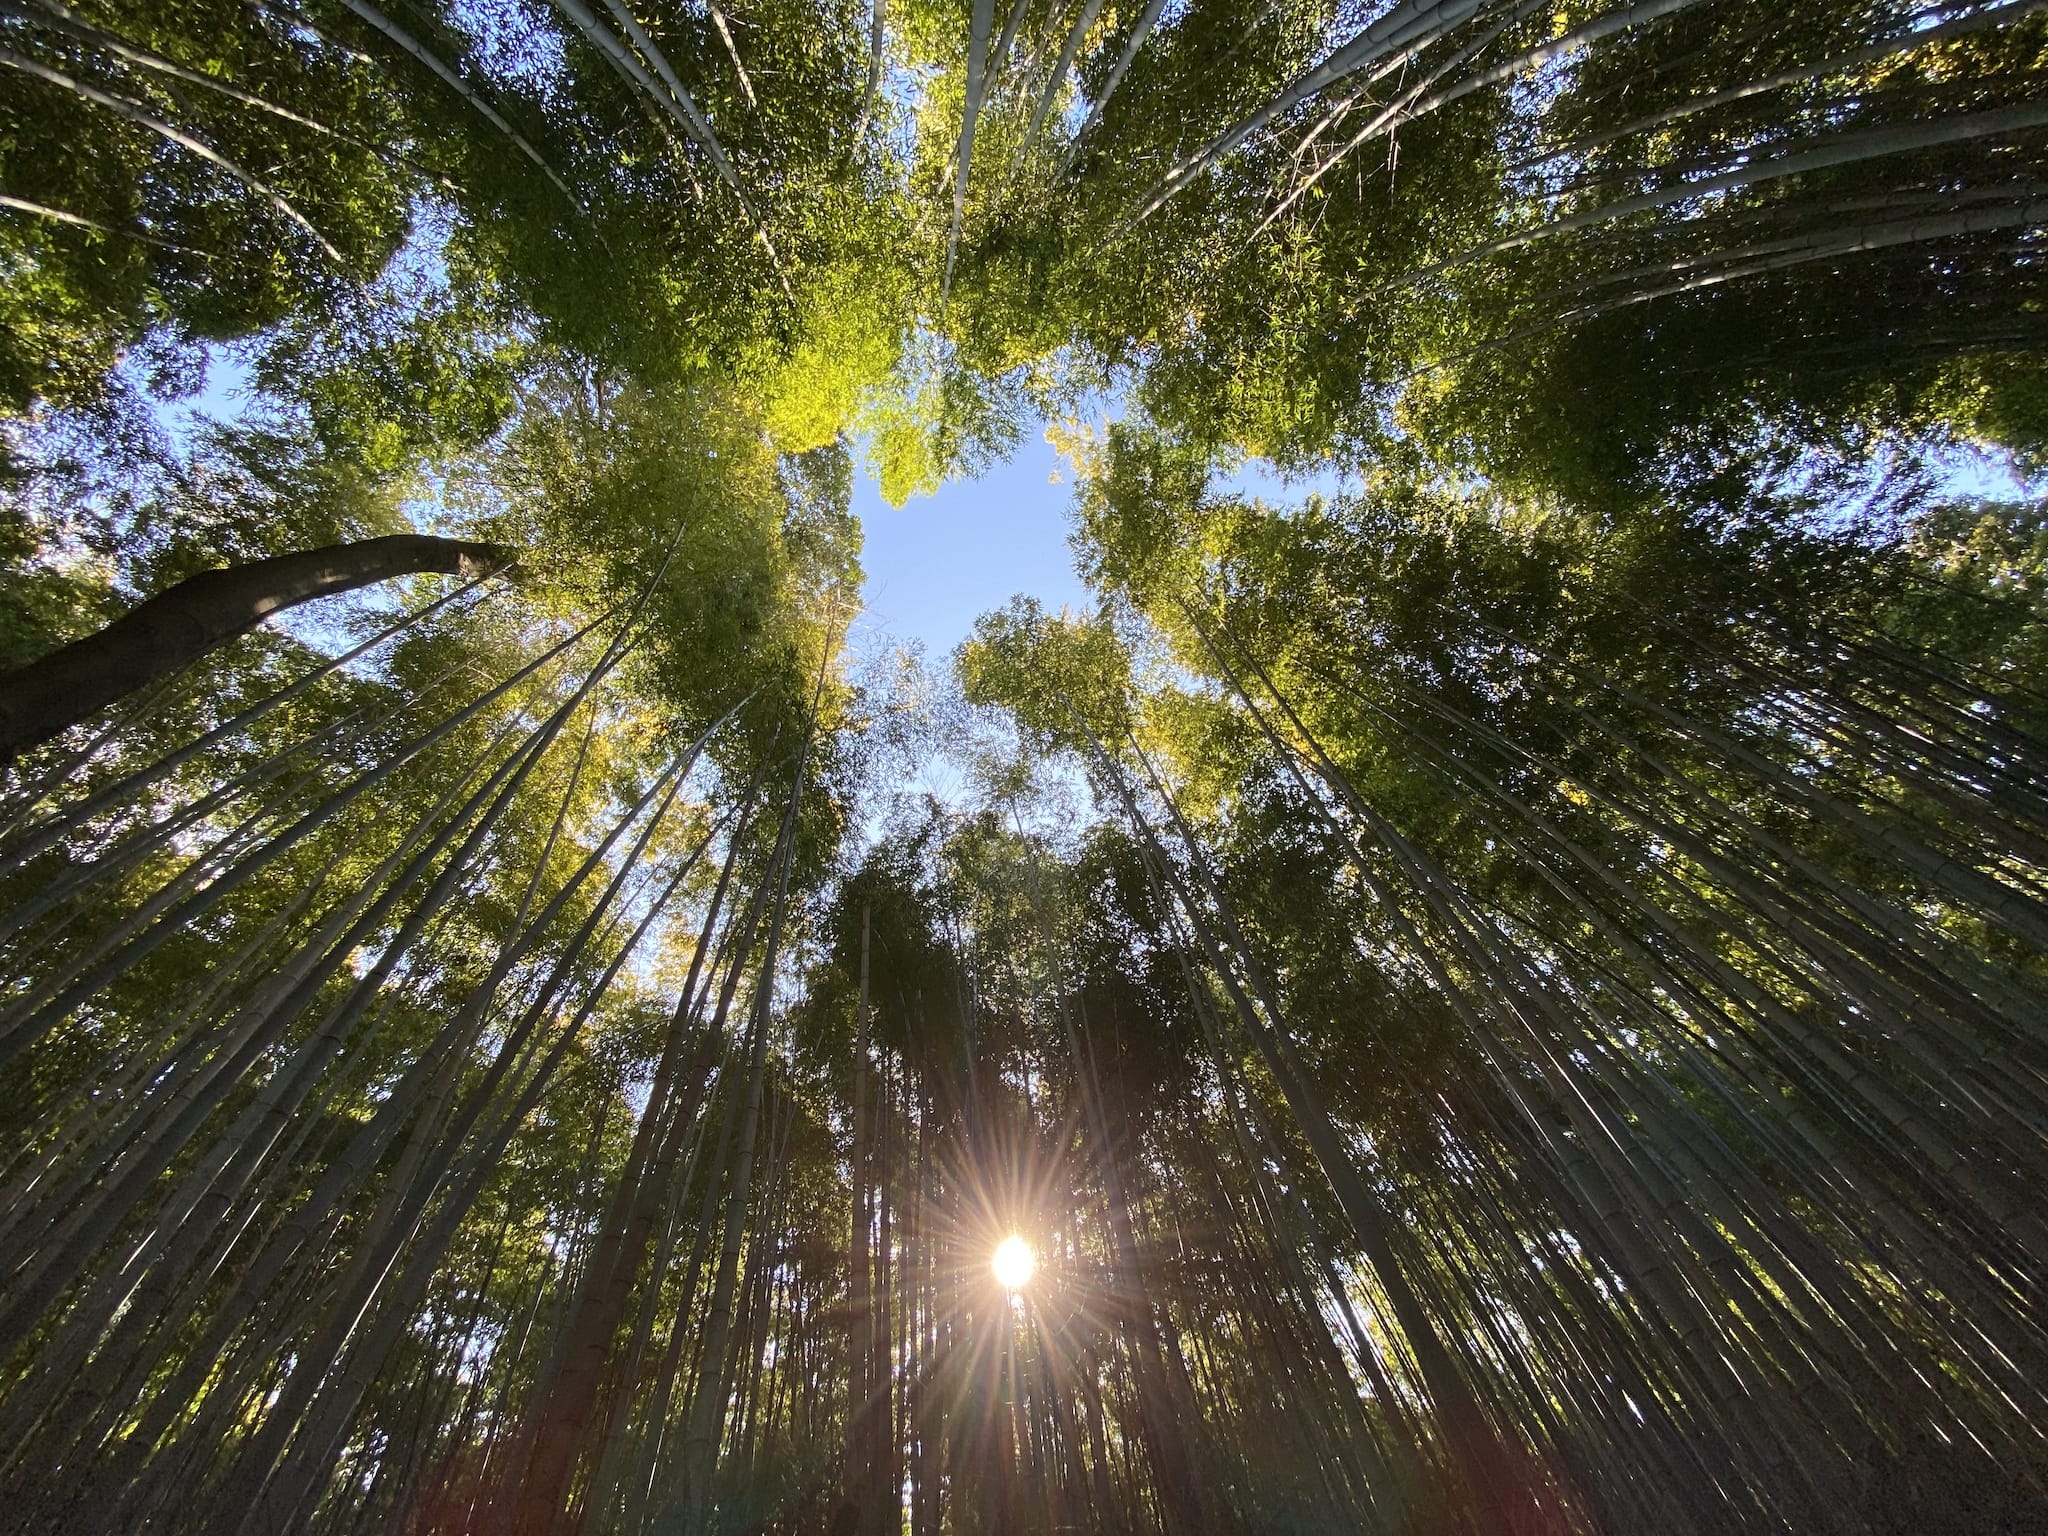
[848,418,1101,837]
[851,419,1093,662]
[162,345,254,446]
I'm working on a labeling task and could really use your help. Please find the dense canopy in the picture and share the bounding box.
[1,1,2045,1534]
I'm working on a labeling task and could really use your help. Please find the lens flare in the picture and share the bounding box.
[991,1234,1035,1291]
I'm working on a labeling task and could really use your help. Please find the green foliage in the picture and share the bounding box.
[958,595,1133,751]
[0,0,417,413]
[2,4,2047,1534]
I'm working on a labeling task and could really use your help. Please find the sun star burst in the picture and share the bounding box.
[992,1234,1035,1291]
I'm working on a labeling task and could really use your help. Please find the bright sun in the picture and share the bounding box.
[991,1234,1035,1291]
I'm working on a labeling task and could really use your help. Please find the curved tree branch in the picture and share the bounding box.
[0,533,510,759]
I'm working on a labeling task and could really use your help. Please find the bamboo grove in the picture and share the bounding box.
[0,0,2045,1532]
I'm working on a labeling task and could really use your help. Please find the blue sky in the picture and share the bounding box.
[849,427,1094,662]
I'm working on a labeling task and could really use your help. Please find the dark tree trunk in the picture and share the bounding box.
[0,533,507,759]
